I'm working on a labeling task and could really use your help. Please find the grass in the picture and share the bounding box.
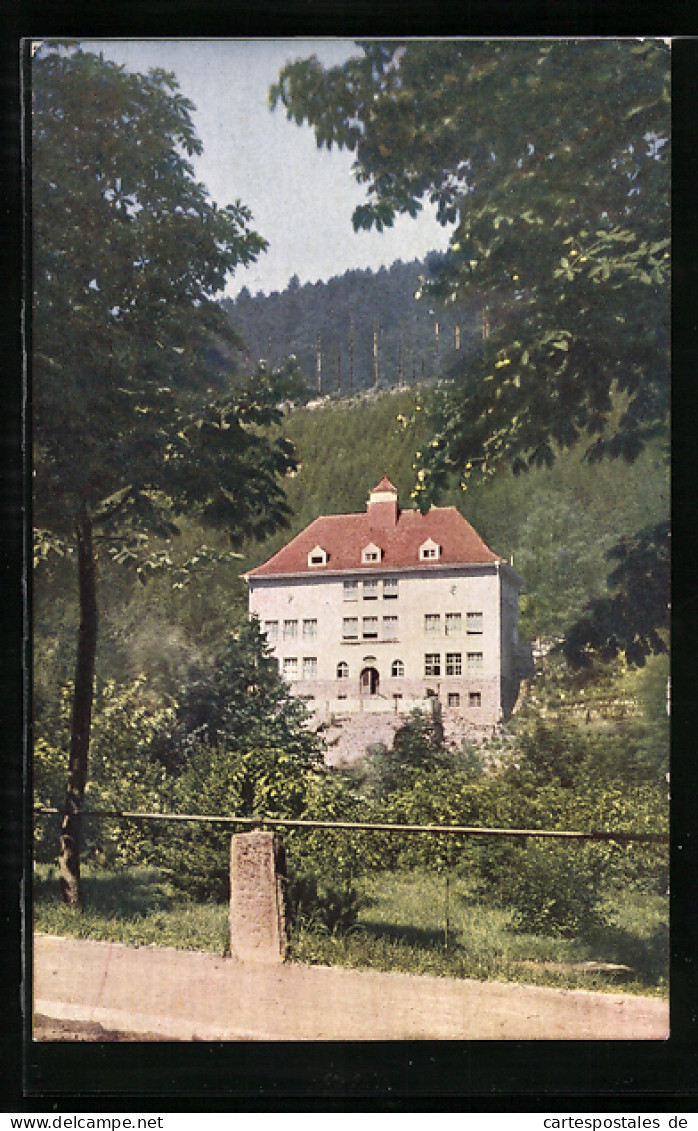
[32,863,668,997]
[290,870,668,997]
[33,864,229,954]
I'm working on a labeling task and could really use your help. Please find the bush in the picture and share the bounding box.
[151,736,322,901]
[286,871,366,936]
[33,678,177,867]
[496,841,608,937]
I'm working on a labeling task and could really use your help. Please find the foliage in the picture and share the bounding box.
[286,872,366,936]
[562,521,670,667]
[33,739,67,863]
[367,707,445,795]
[168,617,322,771]
[346,707,485,809]
[146,620,324,900]
[490,842,608,937]
[33,45,285,545]
[225,257,475,396]
[272,39,669,480]
[329,650,669,909]
[511,653,669,784]
[271,39,670,665]
[32,44,300,901]
[34,677,177,865]
[132,731,321,903]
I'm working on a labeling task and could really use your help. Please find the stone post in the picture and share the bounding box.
[229,830,288,964]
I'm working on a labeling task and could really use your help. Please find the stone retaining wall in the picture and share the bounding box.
[318,709,500,766]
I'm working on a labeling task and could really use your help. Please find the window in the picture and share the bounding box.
[283,657,298,680]
[419,538,440,561]
[363,579,378,600]
[467,651,484,672]
[445,612,462,636]
[263,620,278,641]
[382,615,398,640]
[302,657,317,679]
[342,617,359,639]
[469,691,482,708]
[448,692,461,708]
[383,578,399,599]
[425,653,441,677]
[362,616,378,639]
[362,543,382,564]
[391,659,404,678]
[424,613,441,634]
[343,580,359,601]
[336,661,349,679]
[446,652,462,676]
[283,619,298,640]
[308,545,328,567]
[467,612,483,634]
[302,618,317,640]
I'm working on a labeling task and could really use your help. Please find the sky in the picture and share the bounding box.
[82,39,452,299]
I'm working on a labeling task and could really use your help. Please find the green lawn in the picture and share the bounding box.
[32,863,668,997]
[33,864,230,954]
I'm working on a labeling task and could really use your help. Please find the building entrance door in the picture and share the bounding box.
[360,667,380,696]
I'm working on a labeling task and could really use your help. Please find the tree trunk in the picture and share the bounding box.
[58,507,98,907]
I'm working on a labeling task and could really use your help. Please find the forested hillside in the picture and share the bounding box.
[223,257,481,396]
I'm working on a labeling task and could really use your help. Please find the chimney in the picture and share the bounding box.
[367,477,399,525]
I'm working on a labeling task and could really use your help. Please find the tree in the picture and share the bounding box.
[32,46,297,905]
[271,40,670,661]
[155,619,325,900]
[169,617,322,777]
[562,520,670,668]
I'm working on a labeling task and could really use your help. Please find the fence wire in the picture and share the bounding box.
[33,806,667,844]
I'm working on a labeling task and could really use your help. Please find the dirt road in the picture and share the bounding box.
[34,934,669,1041]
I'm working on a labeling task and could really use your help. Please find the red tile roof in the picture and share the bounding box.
[246,501,503,578]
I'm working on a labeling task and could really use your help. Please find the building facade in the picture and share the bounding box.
[245,479,529,753]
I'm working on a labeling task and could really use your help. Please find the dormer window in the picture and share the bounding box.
[362,542,382,564]
[419,538,441,562]
[308,545,328,567]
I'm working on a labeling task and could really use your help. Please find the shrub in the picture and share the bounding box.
[496,841,608,937]
[33,678,177,867]
[286,871,366,936]
[151,736,322,901]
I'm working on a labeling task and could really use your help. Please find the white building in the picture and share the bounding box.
[245,478,528,757]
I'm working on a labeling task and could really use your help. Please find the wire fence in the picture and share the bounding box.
[33,805,668,843]
[34,806,668,954]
